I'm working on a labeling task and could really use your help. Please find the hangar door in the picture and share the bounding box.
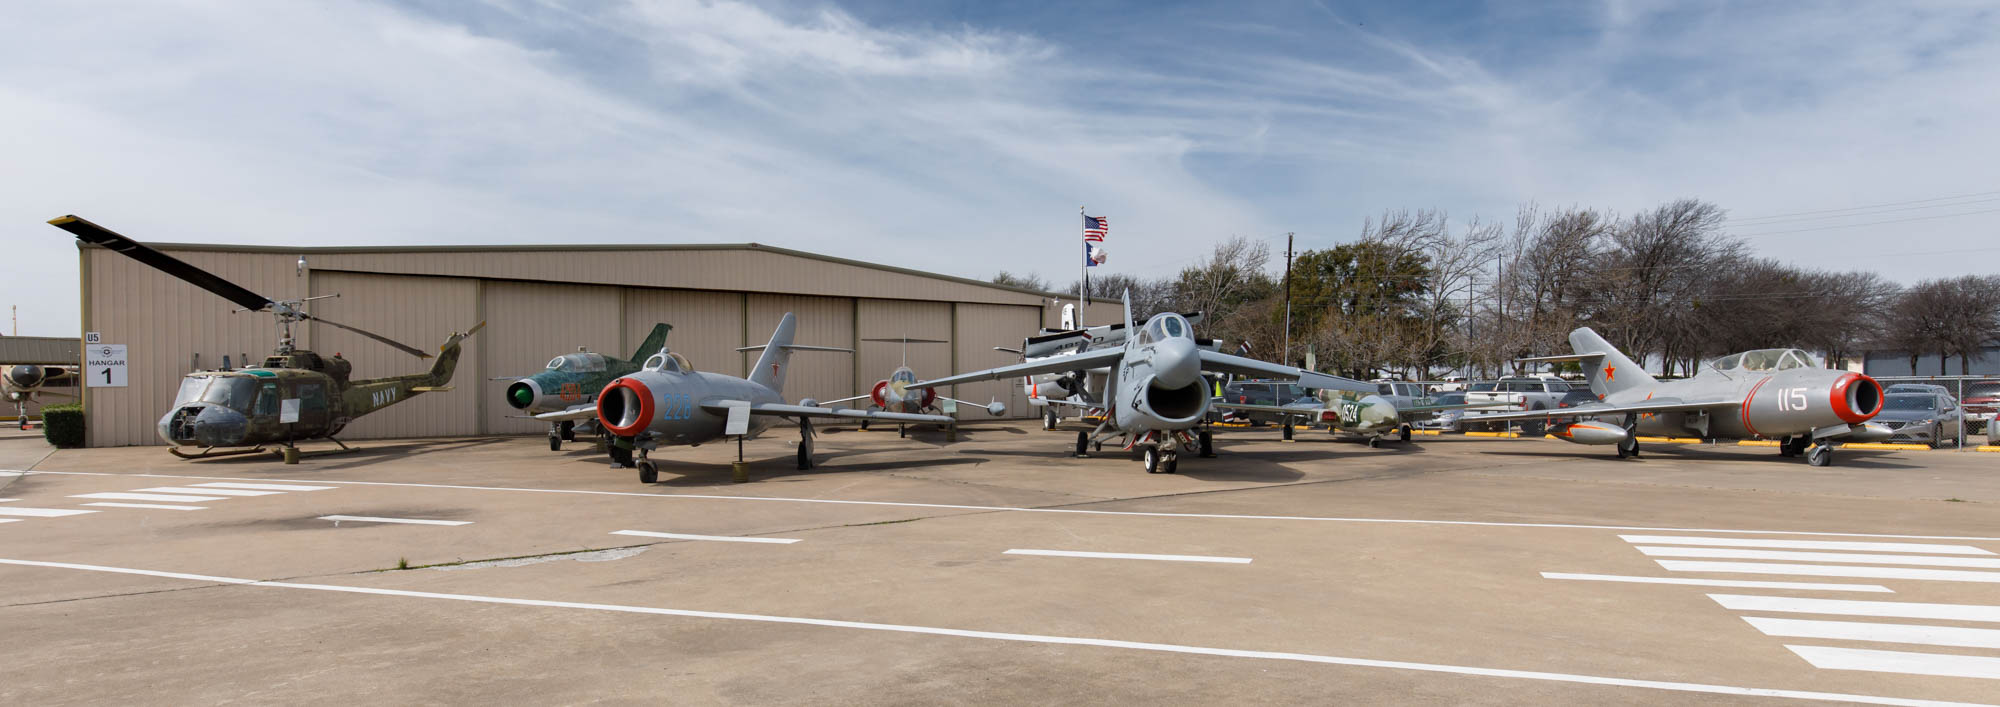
[953,303,1040,419]
[854,300,952,410]
[309,271,480,439]
[745,294,854,407]
[481,281,622,435]
[624,289,745,379]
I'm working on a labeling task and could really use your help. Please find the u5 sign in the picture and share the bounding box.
[86,344,128,388]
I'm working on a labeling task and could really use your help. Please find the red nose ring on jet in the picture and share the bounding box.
[596,377,655,437]
[1830,373,1884,424]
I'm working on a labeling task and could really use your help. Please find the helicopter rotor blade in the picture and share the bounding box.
[49,215,275,313]
[303,314,433,359]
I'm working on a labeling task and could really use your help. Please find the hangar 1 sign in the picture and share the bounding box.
[86,344,128,388]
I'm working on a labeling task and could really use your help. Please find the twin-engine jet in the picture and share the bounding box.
[1473,328,1889,466]
[911,293,1376,473]
[535,313,954,484]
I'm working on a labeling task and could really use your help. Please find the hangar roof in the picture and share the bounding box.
[82,241,1114,306]
[0,336,81,365]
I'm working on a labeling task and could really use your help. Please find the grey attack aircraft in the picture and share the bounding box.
[3,363,77,429]
[912,293,1376,473]
[534,313,954,484]
[816,338,1005,437]
[1004,312,1216,430]
[1471,327,1889,466]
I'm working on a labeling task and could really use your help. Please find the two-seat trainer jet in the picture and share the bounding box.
[500,323,673,454]
[817,338,1005,437]
[910,293,1376,473]
[1471,327,1889,466]
[535,313,954,484]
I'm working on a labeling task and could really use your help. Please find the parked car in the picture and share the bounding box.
[1463,377,1578,434]
[1416,391,1469,431]
[1877,393,1965,448]
[1556,389,1600,408]
[1433,376,1469,393]
[1885,383,1956,401]
[1962,380,2000,434]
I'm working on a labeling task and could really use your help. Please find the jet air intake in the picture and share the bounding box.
[597,377,655,437]
[1139,376,1209,424]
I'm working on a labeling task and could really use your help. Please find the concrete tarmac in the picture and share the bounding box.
[3,422,1998,705]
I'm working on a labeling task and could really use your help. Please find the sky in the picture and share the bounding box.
[3,0,1997,337]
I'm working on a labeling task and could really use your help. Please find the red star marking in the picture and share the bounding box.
[1603,366,1616,381]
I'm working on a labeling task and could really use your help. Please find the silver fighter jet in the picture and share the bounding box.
[911,293,1375,473]
[1472,327,1890,466]
[537,313,953,483]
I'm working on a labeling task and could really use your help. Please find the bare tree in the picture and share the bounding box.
[1593,199,1741,373]
[991,270,1050,292]
[1168,236,1276,351]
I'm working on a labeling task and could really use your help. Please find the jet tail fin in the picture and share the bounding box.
[749,313,798,394]
[1121,289,1134,334]
[631,323,672,362]
[1568,327,1655,397]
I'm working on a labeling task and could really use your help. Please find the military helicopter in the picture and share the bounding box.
[50,215,484,462]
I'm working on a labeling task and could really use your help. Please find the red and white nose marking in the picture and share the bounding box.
[1829,373,1883,423]
[597,377,656,436]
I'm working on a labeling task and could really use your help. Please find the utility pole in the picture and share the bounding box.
[1281,232,1295,367]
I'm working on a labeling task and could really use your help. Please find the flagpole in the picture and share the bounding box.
[1079,205,1087,328]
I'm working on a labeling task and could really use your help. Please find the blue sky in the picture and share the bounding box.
[4,0,1997,336]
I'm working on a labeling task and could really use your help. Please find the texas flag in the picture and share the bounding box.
[1084,242,1108,267]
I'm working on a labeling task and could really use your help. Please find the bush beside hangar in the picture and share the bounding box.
[76,241,1069,447]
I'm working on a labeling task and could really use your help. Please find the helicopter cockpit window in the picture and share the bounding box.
[199,377,259,413]
[253,383,279,418]
[174,376,209,406]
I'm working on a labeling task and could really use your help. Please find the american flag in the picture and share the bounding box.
[1083,215,1107,242]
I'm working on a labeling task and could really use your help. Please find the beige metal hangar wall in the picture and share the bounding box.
[79,240,1065,447]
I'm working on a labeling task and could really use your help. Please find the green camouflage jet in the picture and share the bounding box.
[500,323,671,457]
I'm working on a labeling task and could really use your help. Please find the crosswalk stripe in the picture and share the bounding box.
[1621,535,1993,555]
[1785,645,2000,680]
[611,530,800,544]
[319,515,470,526]
[190,482,334,491]
[71,492,229,503]
[1660,560,2000,584]
[0,519,19,524]
[0,507,97,517]
[132,487,283,497]
[1637,546,2000,568]
[1710,594,2000,623]
[1745,617,2000,650]
[1539,573,1892,592]
[82,502,207,511]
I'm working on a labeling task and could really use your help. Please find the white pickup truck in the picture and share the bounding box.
[1462,377,1579,433]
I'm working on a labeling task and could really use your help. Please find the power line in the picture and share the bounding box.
[1732,206,2000,237]
[1723,195,2000,227]
[1728,189,2000,222]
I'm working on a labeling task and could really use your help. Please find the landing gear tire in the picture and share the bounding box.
[1366,436,1381,448]
[1198,431,1215,458]
[637,460,658,484]
[1074,430,1089,457]
[898,424,906,439]
[1143,446,1162,473]
[1282,424,1294,441]
[797,444,812,470]
[1616,437,1639,459]
[549,435,562,452]
[1043,409,1058,430]
[861,419,870,431]
[560,421,575,442]
[1399,425,1412,443]
[1162,454,1178,474]
[1807,445,1833,467]
[609,444,634,468]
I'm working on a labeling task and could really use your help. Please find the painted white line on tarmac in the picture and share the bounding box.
[611,530,799,544]
[131,486,282,497]
[1660,560,2000,584]
[1621,535,1993,555]
[1746,617,2000,650]
[1710,594,2000,623]
[1786,645,2000,680]
[0,498,16,502]
[0,519,18,524]
[14,469,2000,542]
[0,558,1986,707]
[71,492,229,503]
[319,515,470,526]
[1005,549,1252,564]
[1638,547,2000,568]
[82,502,207,511]
[0,507,96,517]
[1539,573,1892,593]
[190,482,334,491]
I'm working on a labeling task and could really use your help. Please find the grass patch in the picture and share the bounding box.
[397,557,409,570]
[1946,498,1966,503]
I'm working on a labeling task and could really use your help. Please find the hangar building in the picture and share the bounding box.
[77,241,1079,448]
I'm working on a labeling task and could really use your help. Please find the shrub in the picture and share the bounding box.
[41,403,84,448]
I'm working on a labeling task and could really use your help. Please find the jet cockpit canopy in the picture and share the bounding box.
[1711,348,1819,372]
[548,352,609,373]
[643,350,693,374]
[1136,312,1192,346]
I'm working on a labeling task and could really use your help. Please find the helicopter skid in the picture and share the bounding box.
[168,446,268,460]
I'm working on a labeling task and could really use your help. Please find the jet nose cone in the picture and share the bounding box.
[6,364,43,388]
[1154,337,1201,389]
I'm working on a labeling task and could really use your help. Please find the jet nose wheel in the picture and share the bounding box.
[1399,425,1412,443]
[1807,445,1833,467]
[1143,446,1162,473]
[1043,409,1058,430]
[637,460,658,484]
[1074,430,1089,457]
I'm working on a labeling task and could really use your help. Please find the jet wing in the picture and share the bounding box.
[532,404,598,422]
[701,401,953,425]
[907,348,1125,390]
[1210,401,1319,419]
[1196,351,1376,395]
[1469,398,1738,422]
